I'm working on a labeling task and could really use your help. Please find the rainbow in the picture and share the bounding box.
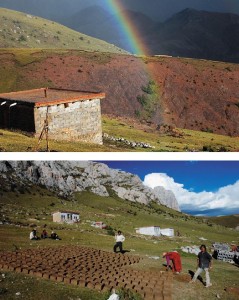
[105,0,149,55]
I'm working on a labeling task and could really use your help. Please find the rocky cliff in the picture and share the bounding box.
[0,161,180,211]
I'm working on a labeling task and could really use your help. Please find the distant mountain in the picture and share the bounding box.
[0,161,180,211]
[0,8,127,54]
[61,5,123,47]
[0,5,238,62]
[147,9,239,62]
[62,6,155,52]
[62,7,239,62]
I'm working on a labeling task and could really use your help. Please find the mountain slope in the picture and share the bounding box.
[0,8,127,54]
[0,161,180,211]
[62,6,156,53]
[61,7,239,62]
[147,9,239,62]
[209,214,239,229]
[1,48,238,137]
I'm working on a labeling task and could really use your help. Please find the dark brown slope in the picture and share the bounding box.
[0,50,238,136]
[146,56,239,136]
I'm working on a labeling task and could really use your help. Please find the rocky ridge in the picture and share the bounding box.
[0,161,180,211]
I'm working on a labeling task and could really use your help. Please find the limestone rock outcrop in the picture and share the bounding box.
[0,161,180,211]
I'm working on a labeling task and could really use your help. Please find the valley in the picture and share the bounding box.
[0,180,238,299]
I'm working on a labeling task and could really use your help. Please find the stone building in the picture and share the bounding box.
[0,88,105,144]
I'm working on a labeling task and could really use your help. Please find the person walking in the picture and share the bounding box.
[190,244,213,287]
[113,231,125,253]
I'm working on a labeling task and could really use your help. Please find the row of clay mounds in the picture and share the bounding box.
[0,246,172,300]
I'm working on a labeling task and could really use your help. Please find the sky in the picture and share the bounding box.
[100,161,239,217]
[0,0,238,20]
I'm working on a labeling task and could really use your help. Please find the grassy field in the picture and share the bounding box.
[0,186,238,299]
[0,8,127,54]
[0,115,239,152]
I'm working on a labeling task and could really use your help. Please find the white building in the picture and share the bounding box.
[160,228,174,237]
[136,226,161,237]
[136,226,174,237]
[52,211,80,224]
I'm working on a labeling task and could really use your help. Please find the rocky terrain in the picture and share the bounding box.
[0,161,180,211]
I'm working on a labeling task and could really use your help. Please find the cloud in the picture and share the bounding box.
[143,173,239,214]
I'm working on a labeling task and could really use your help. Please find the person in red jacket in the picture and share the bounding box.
[163,251,182,273]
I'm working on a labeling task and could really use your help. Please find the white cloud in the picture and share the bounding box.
[143,173,239,212]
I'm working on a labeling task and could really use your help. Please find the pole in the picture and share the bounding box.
[35,106,50,152]
[46,106,49,152]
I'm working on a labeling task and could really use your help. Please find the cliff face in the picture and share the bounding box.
[0,161,180,211]
[153,186,179,211]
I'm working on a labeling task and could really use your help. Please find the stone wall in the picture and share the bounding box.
[34,98,103,144]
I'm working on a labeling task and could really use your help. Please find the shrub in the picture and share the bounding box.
[107,226,115,236]
[141,80,155,94]
[19,35,26,42]
[137,95,147,106]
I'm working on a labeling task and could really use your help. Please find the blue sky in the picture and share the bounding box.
[99,161,239,216]
[100,161,239,192]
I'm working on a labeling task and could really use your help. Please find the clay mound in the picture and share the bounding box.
[0,245,173,300]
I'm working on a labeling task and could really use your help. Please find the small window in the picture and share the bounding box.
[64,103,69,108]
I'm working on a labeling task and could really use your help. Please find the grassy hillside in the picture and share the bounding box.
[0,8,127,54]
[0,115,239,152]
[209,215,239,229]
[0,185,238,300]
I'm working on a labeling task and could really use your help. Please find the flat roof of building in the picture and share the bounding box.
[0,88,105,107]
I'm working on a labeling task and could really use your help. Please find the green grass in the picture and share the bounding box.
[102,116,239,152]
[0,115,239,152]
[0,271,109,300]
[0,8,127,54]
[0,187,238,299]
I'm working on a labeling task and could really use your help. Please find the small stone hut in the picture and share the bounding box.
[0,88,105,144]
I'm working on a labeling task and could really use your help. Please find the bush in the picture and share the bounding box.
[107,226,115,236]
[141,80,155,94]
[19,35,26,42]
[137,95,147,106]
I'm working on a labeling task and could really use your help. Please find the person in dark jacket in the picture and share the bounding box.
[190,244,213,287]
